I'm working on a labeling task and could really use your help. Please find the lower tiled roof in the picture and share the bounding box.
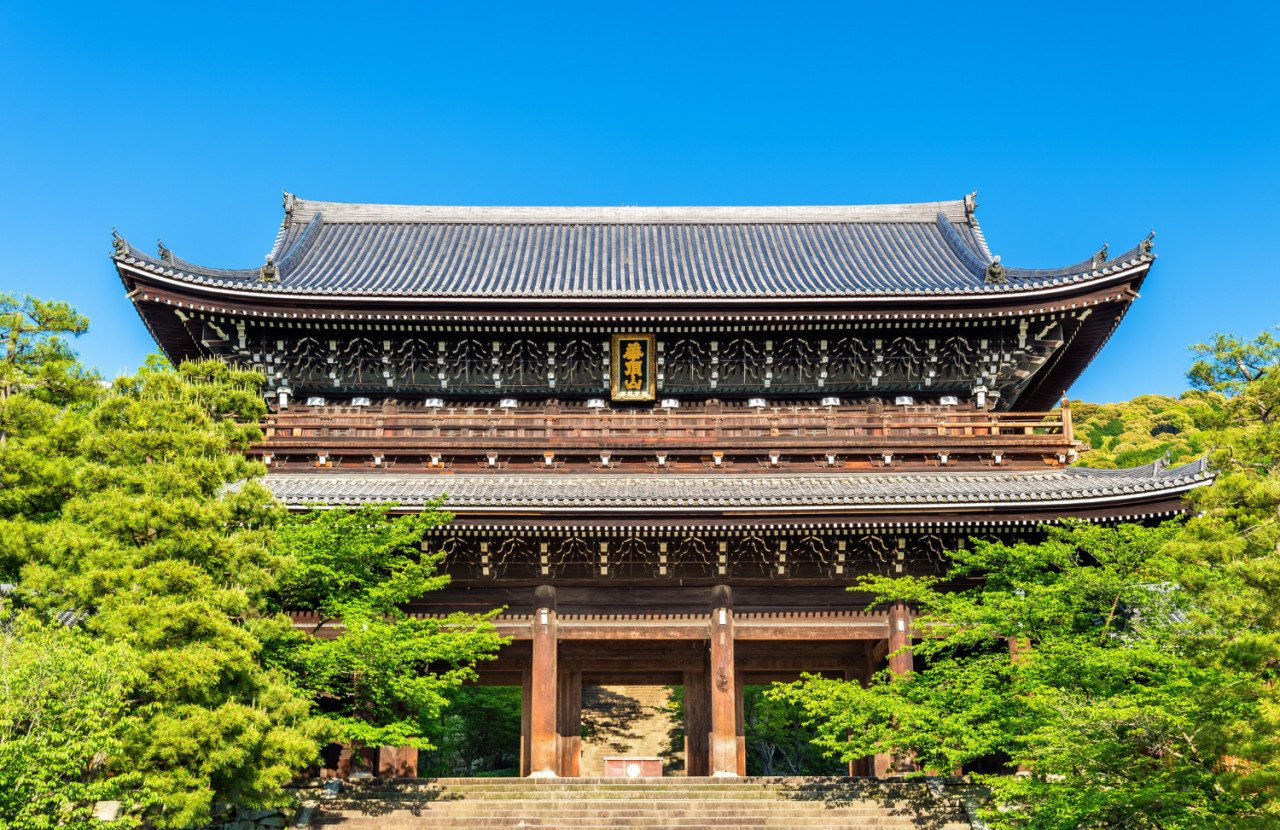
[257,458,1209,512]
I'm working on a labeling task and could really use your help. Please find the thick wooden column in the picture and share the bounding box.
[734,662,746,776]
[709,585,738,776]
[1009,636,1031,776]
[875,600,916,777]
[557,667,582,777]
[888,600,913,679]
[520,669,532,777]
[683,660,710,777]
[529,585,559,777]
[845,659,874,777]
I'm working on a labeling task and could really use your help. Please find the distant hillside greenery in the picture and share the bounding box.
[1070,391,1225,469]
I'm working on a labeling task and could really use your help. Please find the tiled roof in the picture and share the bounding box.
[112,195,1154,301]
[258,458,1209,512]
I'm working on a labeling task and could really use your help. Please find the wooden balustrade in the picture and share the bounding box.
[254,401,1079,471]
[262,405,1072,443]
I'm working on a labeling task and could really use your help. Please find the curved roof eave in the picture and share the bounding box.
[252,458,1213,515]
[113,256,1153,311]
[109,195,1156,304]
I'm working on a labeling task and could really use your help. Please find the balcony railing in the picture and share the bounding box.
[256,400,1078,471]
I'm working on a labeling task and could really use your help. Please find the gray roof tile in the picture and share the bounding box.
[113,196,1154,301]
[257,458,1209,511]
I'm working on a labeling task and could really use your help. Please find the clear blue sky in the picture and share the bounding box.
[1,2,1275,403]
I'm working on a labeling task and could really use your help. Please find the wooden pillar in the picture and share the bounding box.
[557,667,582,777]
[520,669,532,777]
[709,585,738,776]
[529,585,559,777]
[734,662,746,776]
[683,660,710,777]
[875,600,916,777]
[888,600,913,679]
[845,659,874,777]
[1009,636,1031,776]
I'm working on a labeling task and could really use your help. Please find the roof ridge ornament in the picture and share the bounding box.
[1092,242,1109,268]
[157,238,174,264]
[111,228,128,257]
[283,191,296,223]
[984,255,1006,284]
[1139,230,1156,257]
[260,255,278,283]
[964,191,978,219]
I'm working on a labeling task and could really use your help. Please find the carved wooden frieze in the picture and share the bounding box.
[217,315,1077,406]
[427,528,1017,582]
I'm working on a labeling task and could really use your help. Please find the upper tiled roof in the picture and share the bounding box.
[112,194,1155,301]
[257,458,1209,512]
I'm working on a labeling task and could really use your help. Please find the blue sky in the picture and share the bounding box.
[1,2,1275,403]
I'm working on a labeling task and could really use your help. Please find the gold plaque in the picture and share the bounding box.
[610,333,656,402]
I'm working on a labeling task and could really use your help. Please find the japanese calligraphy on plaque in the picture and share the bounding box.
[610,333,656,402]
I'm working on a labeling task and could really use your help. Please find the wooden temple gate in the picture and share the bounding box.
[114,192,1207,779]
[294,587,920,778]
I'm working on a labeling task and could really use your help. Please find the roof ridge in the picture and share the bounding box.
[286,197,973,225]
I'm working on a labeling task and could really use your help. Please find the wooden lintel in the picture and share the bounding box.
[734,622,889,640]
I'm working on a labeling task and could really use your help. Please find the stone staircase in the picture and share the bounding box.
[302,777,978,829]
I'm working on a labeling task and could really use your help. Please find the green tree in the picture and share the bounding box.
[741,686,844,776]
[3,358,330,827]
[419,687,522,776]
[1070,392,1221,470]
[0,293,97,413]
[0,614,145,829]
[271,503,506,758]
[780,326,1280,828]
[778,522,1268,828]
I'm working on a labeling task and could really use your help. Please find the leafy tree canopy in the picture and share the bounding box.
[0,354,330,827]
[0,614,145,829]
[781,326,1280,829]
[269,504,506,751]
[0,292,97,409]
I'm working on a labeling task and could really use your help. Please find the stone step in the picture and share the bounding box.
[314,819,962,824]
[322,807,962,818]
[302,777,977,829]
[336,776,931,785]
[317,825,966,830]
[334,784,936,795]
[331,793,949,804]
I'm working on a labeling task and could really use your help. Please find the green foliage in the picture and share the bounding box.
[778,522,1270,828]
[0,614,146,829]
[0,357,331,827]
[781,324,1280,828]
[1071,391,1223,469]
[420,687,522,776]
[0,298,508,821]
[0,293,97,409]
[742,686,845,776]
[1189,329,1280,402]
[272,504,506,754]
